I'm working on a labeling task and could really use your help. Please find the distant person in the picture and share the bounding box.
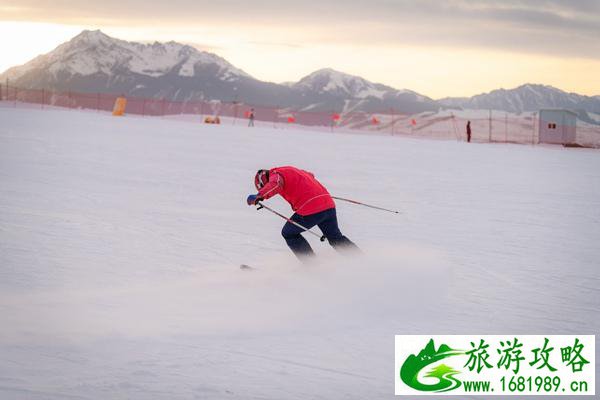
[246,166,358,261]
[466,120,472,142]
[248,108,255,127]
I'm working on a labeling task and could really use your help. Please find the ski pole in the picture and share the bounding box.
[256,202,326,242]
[332,196,400,214]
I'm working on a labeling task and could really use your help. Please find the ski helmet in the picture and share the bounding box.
[254,169,269,190]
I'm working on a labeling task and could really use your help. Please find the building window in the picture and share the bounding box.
[547,123,557,129]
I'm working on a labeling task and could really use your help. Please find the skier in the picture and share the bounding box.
[466,120,472,143]
[248,108,255,127]
[246,166,358,261]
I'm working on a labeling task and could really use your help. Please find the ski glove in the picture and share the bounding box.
[247,194,263,206]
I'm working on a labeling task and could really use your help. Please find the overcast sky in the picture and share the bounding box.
[1,0,599,97]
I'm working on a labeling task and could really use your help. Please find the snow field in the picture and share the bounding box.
[0,107,599,399]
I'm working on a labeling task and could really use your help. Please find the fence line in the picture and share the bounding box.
[1,84,599,147]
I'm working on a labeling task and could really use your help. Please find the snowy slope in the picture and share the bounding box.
[0,107,599,399]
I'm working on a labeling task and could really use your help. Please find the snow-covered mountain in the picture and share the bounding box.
[294,68,394,99]
[3,30,251,82]
[1,30,272,103]
[5,30,598,118]
[1,30,437,113]
[439,84,600,118]
[291,68,438,113]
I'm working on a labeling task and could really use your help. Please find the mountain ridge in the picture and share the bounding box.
[2,30,599,118]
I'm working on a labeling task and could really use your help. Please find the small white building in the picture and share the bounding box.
[538,109,577,145]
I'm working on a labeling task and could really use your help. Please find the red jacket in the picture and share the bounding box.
[258,166,335,216]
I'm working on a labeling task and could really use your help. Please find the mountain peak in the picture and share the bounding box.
[293,68,428,104]
[76,29,109,38]
[71,29,112,45]
[439,83,598,114]
[517,83,558,92]
[302,68,367,83]
[3,29,252,81]
[309,68,352,77]
[295,68,385,99]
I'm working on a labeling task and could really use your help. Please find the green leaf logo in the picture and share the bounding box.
[400,339,464,392]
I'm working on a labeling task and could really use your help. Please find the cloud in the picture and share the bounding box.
[248,41,304,49]
[1,0,599,59]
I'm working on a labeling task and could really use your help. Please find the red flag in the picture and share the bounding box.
[287,116,296,123]
[244,110,251,118]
